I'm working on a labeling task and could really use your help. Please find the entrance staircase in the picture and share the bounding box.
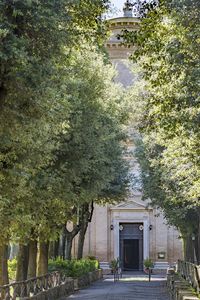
[99,262,111,275]
[153,262,170,274]
[100,261,171,275]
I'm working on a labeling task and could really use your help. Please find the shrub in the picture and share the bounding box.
[48,257,99,278]
[86,255,97,260]
[8,257,99,281]
[8,258,17,280]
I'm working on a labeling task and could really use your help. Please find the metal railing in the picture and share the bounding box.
[113,267,122,282]
[177,260,200,294]
[0,271,67,300]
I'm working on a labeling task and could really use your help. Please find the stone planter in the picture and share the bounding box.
[144,268,153,274]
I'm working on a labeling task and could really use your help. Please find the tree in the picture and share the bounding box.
[124,0,200,262]
[41,46,128,262]
[0,0,110,283]
[9,43,128,275]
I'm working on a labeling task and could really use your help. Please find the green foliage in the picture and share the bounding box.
[0,0,125,246]
[21,45,129,243]
[143,258,154,269]
[86,255,97,261]
[109,258,119,271]
[133,0,200,206]
[8,258,17,281]
[8,257,99,279]
[124,0,200,260]
[0,0,128,281]
[48,257,99,278]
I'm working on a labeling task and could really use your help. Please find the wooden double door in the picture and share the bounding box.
[119,223,143,271]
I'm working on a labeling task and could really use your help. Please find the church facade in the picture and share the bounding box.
[73,3,183,272]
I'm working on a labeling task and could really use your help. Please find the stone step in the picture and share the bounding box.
[154,262,170,269]
[177,289,199,300]
[99,262,111,275]
[99,262,110,269]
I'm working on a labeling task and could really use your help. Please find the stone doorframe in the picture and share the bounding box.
[113,218,150,265]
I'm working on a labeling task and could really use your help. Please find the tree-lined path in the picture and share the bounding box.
[63,273,170,300]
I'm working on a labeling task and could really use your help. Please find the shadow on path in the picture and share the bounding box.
[64,272,170,300]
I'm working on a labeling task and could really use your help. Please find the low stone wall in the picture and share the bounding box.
[22,279,74,300]
[101,268,111,275]
[167,270,199,300]
[74,269,103,290]
[21,269,102,300]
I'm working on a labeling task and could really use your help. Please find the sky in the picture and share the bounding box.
[108,0,125,18]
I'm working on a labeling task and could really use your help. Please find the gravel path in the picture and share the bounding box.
[63,273,170,300]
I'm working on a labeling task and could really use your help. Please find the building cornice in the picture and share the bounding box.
[107,17,140,29]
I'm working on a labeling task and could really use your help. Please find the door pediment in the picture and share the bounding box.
[111,200,151,211]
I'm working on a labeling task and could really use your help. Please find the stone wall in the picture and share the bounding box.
[20,270,102,300]
[167,271,199,300]
[22,279,74,300]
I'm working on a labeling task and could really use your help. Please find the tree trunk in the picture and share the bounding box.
[77,219,88,259]
[54,239,60,259]
[62,227,67,260]
[27,240,37,279]
[37,241,49,276]
[48,240,60,260]
[48,241,54,259]
[196,210,200,264]
[184,235,195,262]
[194,237,199,264]
[65,225,81,260]
[77,202,94,260]
[65,236,73,260]
[0,243,9,285]
[16,244,29,281]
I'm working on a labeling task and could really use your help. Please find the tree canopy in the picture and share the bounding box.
[125,0,200,262]
[0,0,130,284]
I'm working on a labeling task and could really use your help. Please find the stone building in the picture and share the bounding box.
[73,2,183,272]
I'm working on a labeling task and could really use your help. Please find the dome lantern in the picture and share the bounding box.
[123,0,133,17]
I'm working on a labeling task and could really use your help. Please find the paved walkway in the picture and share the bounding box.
[64,273,170,300]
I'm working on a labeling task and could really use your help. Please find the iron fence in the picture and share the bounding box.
[0,271,67,300]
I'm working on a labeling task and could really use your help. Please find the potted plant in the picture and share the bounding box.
[109,258,119,274]
[144,258,154,281]
[143,258,154,273]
